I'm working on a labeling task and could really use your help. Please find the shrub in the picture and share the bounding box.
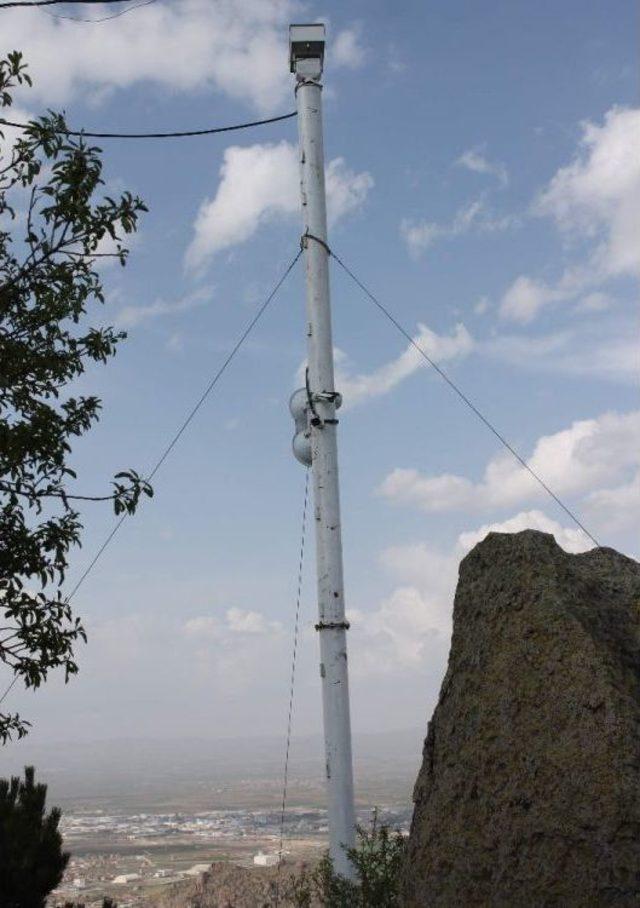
[0,766,69,908]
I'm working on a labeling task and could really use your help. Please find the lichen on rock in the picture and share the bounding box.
[403,529,640,907]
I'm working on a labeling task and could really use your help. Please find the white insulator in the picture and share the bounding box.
[292,431,312,466]
[289,388,308,426]
[290,388,312,466]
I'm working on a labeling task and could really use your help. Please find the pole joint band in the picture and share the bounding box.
[315,620,351,632]
[301,231,332,256]
[294,78,323,96]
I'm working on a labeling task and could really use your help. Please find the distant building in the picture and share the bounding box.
[113,873,140,884]
[185,863,210,877]
[154,869,171,878]
[254,852,280,867]
[72,878,86,889]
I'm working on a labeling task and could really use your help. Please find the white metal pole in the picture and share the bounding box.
[291,28,357,880]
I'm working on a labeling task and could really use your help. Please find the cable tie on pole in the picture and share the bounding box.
[315,390,341,404]
[294,78,322,96]
[315,621,350,632]
[303,374,341,428]
[305,366,322,427]
[301,231,332,256]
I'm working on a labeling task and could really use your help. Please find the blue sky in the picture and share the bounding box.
[3,0,638,752]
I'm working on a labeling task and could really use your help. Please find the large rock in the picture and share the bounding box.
[404,530,640,907]
[147,860,321,907]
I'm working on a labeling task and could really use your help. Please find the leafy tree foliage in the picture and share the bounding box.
[284,812,407,907]
[0,765,69,907]
[0,52,151,742]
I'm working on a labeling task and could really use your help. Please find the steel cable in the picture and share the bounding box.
[0,248,303,710]
[315,237,602,549]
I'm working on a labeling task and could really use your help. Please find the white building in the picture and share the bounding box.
[185,863,211,876]
[113,873,140,884]
[254,852,280,867]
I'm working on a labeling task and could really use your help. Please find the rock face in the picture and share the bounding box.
[148,860,320,907]
[403,530,640,907]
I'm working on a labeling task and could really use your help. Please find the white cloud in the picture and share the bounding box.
[500,275,568,323]
[332,26,366,69]
[183,615,224,639]
[399,219,443,255]
[325,156,374,223]
[184,607,281,639]
[401,198,483,255]
[349,587,448,673]
[401,196,516,257]
[182,607,286,693]
[331,322,473,408]
[186,141,296,267]
[585,471,640,533]
[536,106,640,278]
[500,106,640,321]
[185,141,372,269]
[499,258,596,323]
[3,0,298,113]
[456,510,592,555]
[575,291,612,312]
[456,147,508,187]
[485,319,639,385]
[378,409,640,516]
[226,606,280,634]
[379,469,475,512]
[116,286,213,328]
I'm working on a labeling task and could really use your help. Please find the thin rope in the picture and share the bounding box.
[0,250,302,715]
[275,468,310,906]
[0,111,297,140]
[317,238,601,549]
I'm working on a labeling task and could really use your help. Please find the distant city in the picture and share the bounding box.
[5,732,420,907]
[53,803,412,905]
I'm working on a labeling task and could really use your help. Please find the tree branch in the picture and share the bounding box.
[0,479,135,502]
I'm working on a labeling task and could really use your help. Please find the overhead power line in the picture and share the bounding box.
[0,249,302,711]
[0,111,297,140]
[44,0,156,21]
[0,0,138,8]
[308,235,601,549]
